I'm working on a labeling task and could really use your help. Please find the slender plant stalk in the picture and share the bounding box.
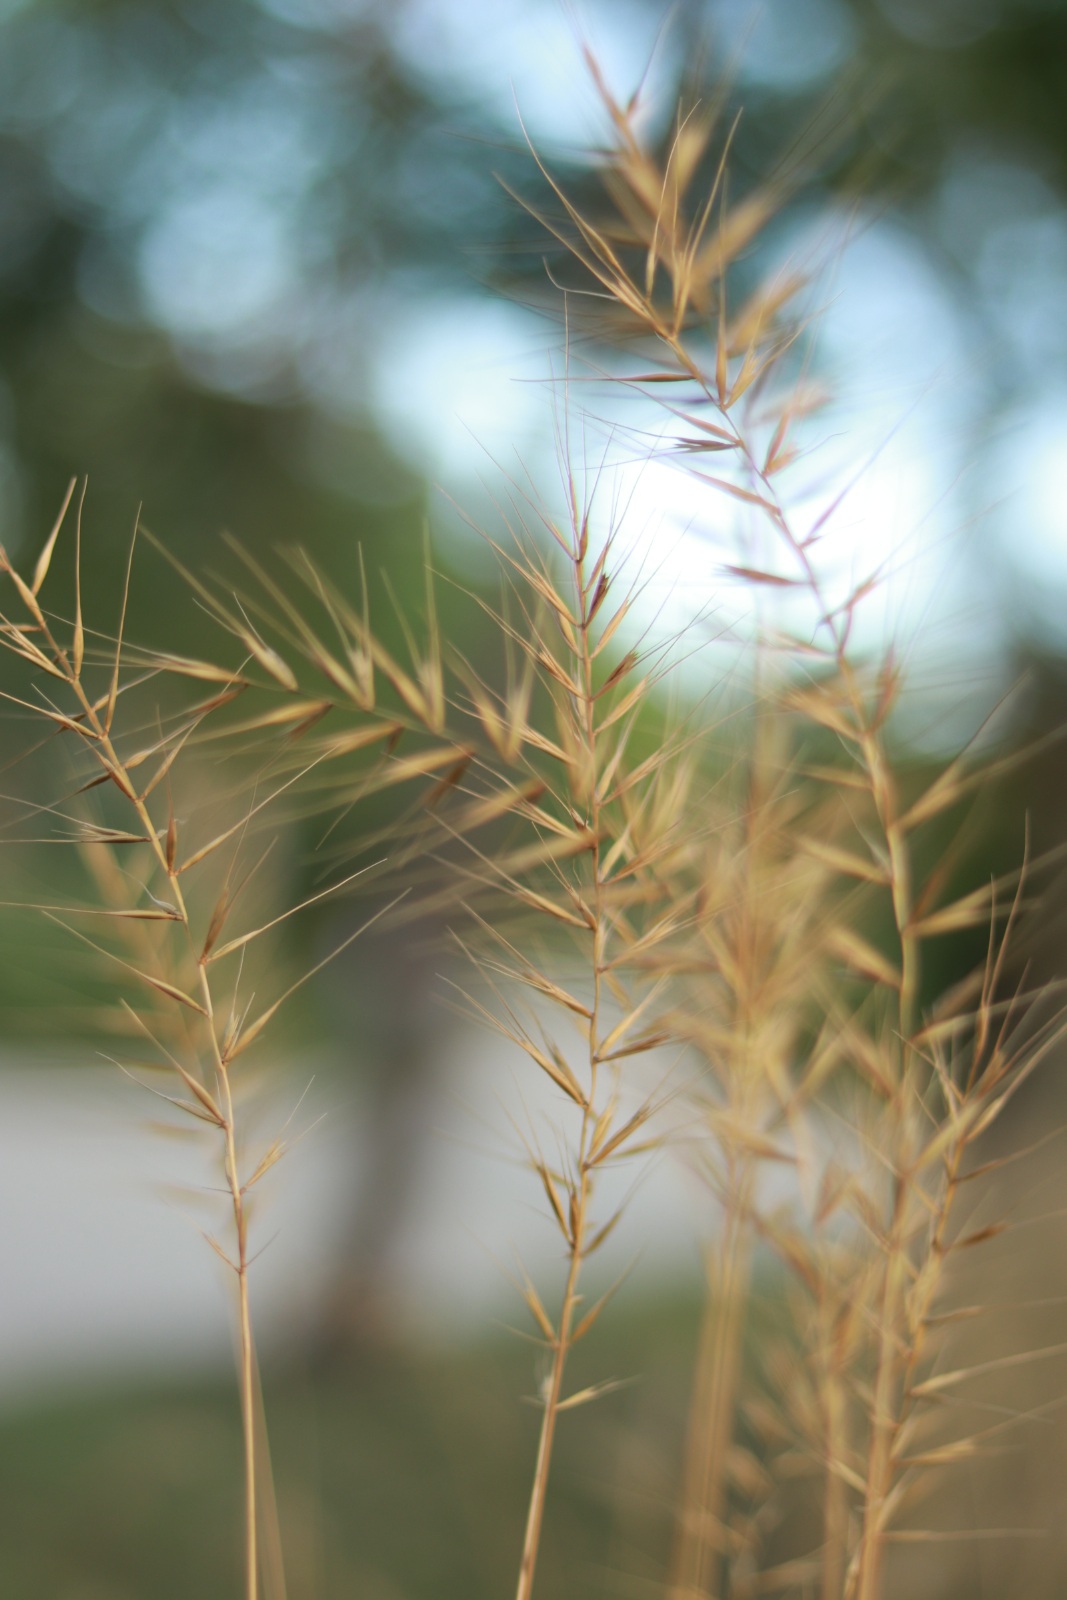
[515,1231,585,1600]
[820,1319,850,1600]
[515,503,608,1600]
[670,719,782,1600]
[845,711,918,1600]
[671,1193,751,1600]
[0,536,262,1600]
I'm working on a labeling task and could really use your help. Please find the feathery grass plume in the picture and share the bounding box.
[445,481,698,1600]
[661,708,842,1600]
[0,493,409,1600]
[499,53,827,1600]
[502,47,1065,1600]
[143,475,696,1600]
[48,43,1060,1600]
[659,688,1056,1598]
[132,54,817,1594]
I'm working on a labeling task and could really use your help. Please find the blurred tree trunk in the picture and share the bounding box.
[310,921,442,1360]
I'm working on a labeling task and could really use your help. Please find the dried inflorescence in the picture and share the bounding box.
[0,50,1057,1600]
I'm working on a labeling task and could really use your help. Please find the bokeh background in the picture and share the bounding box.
[1,1,1067,1595]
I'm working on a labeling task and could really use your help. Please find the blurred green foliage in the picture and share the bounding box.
[0,0,1063,590]
[0,0,1062,1025]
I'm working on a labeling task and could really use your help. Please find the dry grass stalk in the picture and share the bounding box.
[126,58,1056,1600]
[0,500,411,1598]
[0,506,279,1596]
[495,55,1063,1600]
[1,46,1060,1600]
[147,485,695,1600]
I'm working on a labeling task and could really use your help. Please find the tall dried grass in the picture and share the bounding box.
[0,50,1058,1600]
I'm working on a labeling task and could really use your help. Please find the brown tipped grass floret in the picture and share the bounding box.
[0,50,1059,1600]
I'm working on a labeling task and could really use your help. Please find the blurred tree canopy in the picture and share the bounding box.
[0,0,1063,598]
[0,0,1064,1027]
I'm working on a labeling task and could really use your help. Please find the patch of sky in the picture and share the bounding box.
[131,79,328,371]
[13,20,340,388]
[935,152,1067,382]
[138,187,296,342]
[987,392,1067,647]
[159,74,325,200]
[390,0,679,151]
[708,0,857,91]
[978,216,1067,382]
[812,211,981,420]
[371,292,557,478]
[555,214,1012,747]
[934,148,1067,650]
[362,190,1012,736]
[47,68,174,216]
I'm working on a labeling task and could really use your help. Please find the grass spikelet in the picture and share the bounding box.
[0,506,419,1600]
[0,40,1059,1600]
